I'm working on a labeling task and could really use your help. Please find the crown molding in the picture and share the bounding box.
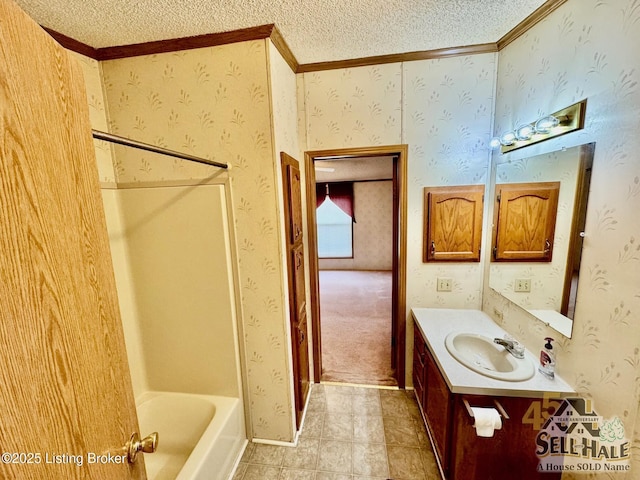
[43,27,99,59]
[44,0,567,71]
[497,0,568,50]
[297,43,498,73]
[96,24,275,61]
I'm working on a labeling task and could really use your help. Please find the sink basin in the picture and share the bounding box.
[444,332,536,381]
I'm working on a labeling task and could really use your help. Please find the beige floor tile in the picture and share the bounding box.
[352,393,382,415]
[240,442,255,462]
[380,392,410,417]
[279,467,316,480]
[322,412,353,440]
[283,437,320,469]
[233,385,441,480]
[301,411,325,438]
[387,445,427,480]
[249,443,286,466]
[383,415,420,446]
[243,464,282,480]
[325,392,353,413]
[232,462,247,480]
[353,415,385,443]
[352,442,389,477]
[316,439,352,474]
[314,472,351,480]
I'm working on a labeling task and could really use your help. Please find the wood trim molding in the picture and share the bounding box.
[269,26,299,73]
[45,0,566,69]
[297,43,498,73]
[45,23,299,72]
[95,24,275,60]
[497,0,568,50]
[43,27,99,59]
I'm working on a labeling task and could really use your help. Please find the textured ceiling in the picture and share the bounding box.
[15,0,546,64]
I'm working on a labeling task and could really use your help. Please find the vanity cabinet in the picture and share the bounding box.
[413,325,560,480]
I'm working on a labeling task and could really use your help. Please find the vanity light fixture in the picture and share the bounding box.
[490,99,587,153]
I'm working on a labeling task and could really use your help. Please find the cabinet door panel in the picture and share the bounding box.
[412,328,426,408]
[493,182,560,261]
[424,185,484,262]
[424,348,452,475]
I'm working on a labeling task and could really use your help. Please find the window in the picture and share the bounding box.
[316,197,353,258]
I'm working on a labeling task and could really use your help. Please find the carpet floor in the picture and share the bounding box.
[319,270,396,386]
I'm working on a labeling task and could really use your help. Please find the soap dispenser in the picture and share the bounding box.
[538,337,555,379]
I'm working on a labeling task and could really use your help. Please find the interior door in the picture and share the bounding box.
[281,152,310,429]
[0,0,145,478]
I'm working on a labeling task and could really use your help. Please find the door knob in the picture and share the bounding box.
[126,432,158,463]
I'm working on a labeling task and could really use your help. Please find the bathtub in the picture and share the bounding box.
[136,392,246,480]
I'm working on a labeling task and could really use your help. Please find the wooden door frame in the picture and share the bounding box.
[304,145,408,388]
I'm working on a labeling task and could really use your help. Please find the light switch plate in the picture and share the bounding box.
[514,278,531,292]
[437,278,452,292]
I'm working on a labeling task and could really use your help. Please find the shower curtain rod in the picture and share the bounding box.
[91,130,228,169]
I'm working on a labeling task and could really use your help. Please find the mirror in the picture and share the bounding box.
[488,143,595,338]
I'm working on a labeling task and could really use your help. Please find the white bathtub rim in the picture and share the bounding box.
[135,391,245,480]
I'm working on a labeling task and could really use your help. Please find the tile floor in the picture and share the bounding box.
[232,384,441,479]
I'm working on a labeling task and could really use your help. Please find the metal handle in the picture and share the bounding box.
[431,241,436,256]
[126,432,158,464]
[544,239,551,255]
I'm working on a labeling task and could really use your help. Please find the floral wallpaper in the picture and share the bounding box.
[304,63,403,149]
[484,1,640,478]
[319,180,394,271]
[70,52,116,185]
[301,54,496,384]
[96,40,295,441]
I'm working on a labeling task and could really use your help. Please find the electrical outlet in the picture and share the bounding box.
[514,278,531,292]
[437,278,452,292]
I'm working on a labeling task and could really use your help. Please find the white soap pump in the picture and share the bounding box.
[538,337,555,379]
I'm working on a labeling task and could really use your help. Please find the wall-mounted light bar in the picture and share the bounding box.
[491,99,587,154]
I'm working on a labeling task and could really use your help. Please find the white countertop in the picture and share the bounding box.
[412,308,575,398]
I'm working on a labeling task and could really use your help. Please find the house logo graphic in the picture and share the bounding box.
[535,397,630,473]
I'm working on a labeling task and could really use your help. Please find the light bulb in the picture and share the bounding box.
[499,131,517,146]
[515,124,535,140]
[534,115,559,134]
[490,137,501,149]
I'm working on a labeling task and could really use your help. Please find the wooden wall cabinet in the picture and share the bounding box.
[413,325,561,480]
[423,185,484,262]
[492,182,560,262]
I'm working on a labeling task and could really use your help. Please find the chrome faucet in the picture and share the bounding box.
[493,337,525,359]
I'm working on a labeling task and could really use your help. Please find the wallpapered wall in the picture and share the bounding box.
[319,180,394,271]
[70,52,116,185]
[301,54,496,384]
[484,1,640,478]
[489,147,580,312]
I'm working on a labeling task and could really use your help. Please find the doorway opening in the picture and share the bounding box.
[304,145,407,388]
